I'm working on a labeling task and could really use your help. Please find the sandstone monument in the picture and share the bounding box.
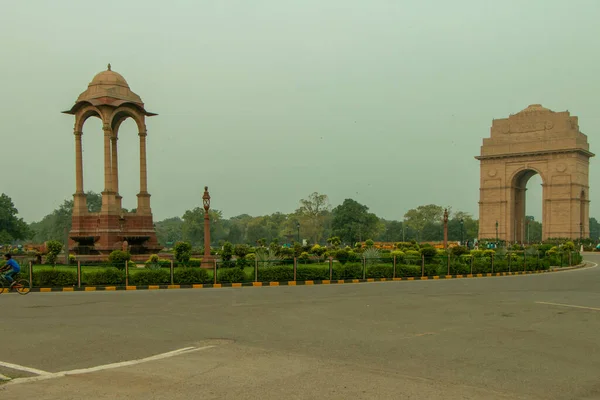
[63,65,161,255]
[477,104,593,242]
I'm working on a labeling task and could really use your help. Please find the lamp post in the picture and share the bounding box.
[201,186,213,268]
[460,218,464,246]
[443,209,449,250]
[296,222,300,243]
[495,220,499,246]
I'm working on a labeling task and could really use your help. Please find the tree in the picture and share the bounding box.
[155,217,183,246]
[45,240,63,266]
[590,217,600,240]
[0,193,31,243]
[29,191,101,243]
[181,208,224,247]
[295,192,331,244]
[331,199,380,244]
[403,204,444,241]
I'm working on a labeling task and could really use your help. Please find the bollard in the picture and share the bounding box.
[255,258,258,282]
[29,261,33,289]
[393,255,396,279]
[170,260,174,285]
[491,253,494,274]
[421,254,425,277]
[214,259,218,284]
[329,257,333,280]
[293,257,297,281]
[125,260,129,287]
[77,260,81,288]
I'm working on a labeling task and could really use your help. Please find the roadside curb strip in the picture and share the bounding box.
[17,263,588,293]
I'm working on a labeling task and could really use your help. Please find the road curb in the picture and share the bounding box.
[16,263,588,293]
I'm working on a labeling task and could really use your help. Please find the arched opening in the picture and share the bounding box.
[114,118,140,213]
[512,169,543,244]
[80,115,104,204]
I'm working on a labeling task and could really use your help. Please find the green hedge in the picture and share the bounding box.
[217,267,247,283]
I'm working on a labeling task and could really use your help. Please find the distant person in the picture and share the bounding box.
[1,253,21,287]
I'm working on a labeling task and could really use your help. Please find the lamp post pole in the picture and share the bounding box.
[443,209,449,250]
[296,222,300,243]
[201,186,213,268]
[495,220,499,246]
[460,218,464,246]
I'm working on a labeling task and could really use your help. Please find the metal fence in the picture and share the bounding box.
[15,250,583,288]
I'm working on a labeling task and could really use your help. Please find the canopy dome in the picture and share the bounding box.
[63,64,156,116]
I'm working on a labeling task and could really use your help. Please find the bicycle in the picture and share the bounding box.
[0,272,31,295]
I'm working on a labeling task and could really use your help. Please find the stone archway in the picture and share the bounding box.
[477,104,594,242]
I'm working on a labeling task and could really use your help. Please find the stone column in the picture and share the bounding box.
[137,131,151,214]
[111,136,122,210]
[73,130,87,216]
[101,124,115,213]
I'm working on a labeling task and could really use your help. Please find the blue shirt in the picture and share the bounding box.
[6,259,20,272]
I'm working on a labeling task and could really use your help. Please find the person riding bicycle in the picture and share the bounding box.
[1,253,21,287]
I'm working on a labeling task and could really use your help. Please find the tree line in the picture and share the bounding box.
[3,191,591,248]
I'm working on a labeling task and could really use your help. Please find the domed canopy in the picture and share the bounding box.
[63,64,156,116]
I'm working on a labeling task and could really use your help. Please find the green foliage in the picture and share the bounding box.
[362,247,381,267]
[299,252,310,261]
[327,236,341,248]
[83,268,126,285]
[395,242,419,251]
[45,240,64,266]
[311,244,326,256]
[221,241,234,261]
[234,244,251,259]
[470,249,484,257]
[391,250,405,262]
[108,250,131,270]
[331,199,381,244]
[173,268,210,284]
[68,254,77,264]
[35,269,77,286]
[563,241,576,251]
[217,267,247,283]
[255,248,282,266]
[245,253,256,262]
[403,204,444,241]
[333,262,363,279]
[451,246,469,256]
[258,266,294,282]
[366,264,393,278]
[129,269,170,285]
[365,239,374,248]
[420,246,437,261]
[174,241,192,263]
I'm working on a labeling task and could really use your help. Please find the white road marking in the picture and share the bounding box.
[5,345,215,386]
[0,373,10,381]
[535,301,600,312]
[0,361,50,376]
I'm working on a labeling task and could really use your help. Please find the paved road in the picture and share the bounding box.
[1,255,600,399]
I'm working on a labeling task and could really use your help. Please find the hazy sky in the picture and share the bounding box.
[1,0,599,223]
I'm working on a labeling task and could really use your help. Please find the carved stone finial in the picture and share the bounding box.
[107,63,111,71]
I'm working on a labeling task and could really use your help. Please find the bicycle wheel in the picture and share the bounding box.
[14,279,30,295]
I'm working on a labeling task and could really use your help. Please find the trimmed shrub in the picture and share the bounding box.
[218,267,247,283]
[173,268,210,284]
[420,247,437,261]
[367,264,393,278]
[45,240,63,266]
[333,262,363,279]
[296,265,330,281]
[258,266,294,282]
[108,250,131,270]
[36,269,77,286]
[83,268,126,285]
[395,265,421,277]
[129,269,170,285]
[390,250,405,263]
[174,242,192,263]
[451,246,469,256]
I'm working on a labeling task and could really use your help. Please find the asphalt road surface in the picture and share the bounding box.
[1,255,600,400]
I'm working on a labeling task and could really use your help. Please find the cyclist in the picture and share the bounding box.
[1,253,21,287]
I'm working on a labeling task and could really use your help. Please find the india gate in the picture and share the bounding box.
[63,65,160,255]
[477,104,594,242]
